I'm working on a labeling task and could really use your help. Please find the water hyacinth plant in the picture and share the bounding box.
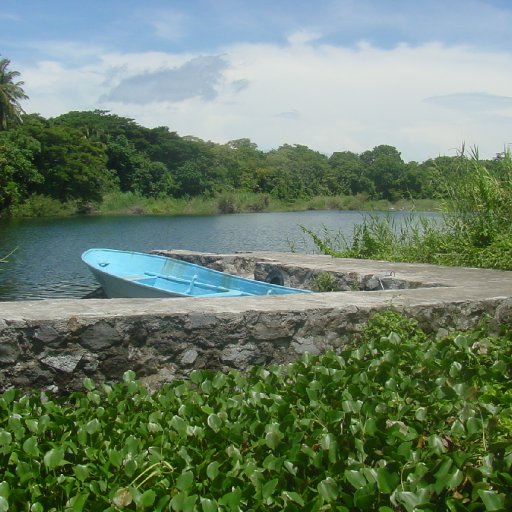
[0,312,511,510]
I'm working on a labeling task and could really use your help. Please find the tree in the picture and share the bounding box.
[32,126,111,202]
[266,144,329,199]
[360,145,406,200]
[0,130,41,213]
[326,151,375,196]
[212,138,264,191]
[0,58,29,130]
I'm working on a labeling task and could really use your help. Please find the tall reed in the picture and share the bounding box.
[304,149,512,269]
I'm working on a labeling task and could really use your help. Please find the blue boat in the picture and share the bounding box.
[81,248,312,298]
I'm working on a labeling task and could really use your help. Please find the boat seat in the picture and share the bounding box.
[209,290,249,297]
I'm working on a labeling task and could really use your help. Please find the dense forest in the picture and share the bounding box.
[0,108,501,217]
[0,58,507,218]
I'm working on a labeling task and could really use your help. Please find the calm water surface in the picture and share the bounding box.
[0,211,439,301]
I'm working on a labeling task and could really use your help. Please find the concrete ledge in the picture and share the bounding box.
[1,251,512,392]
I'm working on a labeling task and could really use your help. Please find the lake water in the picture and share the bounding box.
[0,210,440,301]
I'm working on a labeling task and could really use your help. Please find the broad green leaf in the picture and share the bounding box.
[451,420,466,436]
[140,490,156,508]
[388,332,401,344]
[170,415,188,437]
[320,432,334,450]
[124,458,137,478]
[212,373,227,389]
[30,503,43,512]
[376,468,399,494]
[66,492,90,512]
[467,416,484,434]
[86,418,100,435]
[0,431,12,446]
[415,407,427,421]
[43,447,65,470]
[74,464,89,481]
[0,482,8,500]
[448,469,464,490]
[354,483,377,510]
[478,490,506,511]
[394,490,430,512]
[2,389,16,404]
[207,414,222,433]
[22,436,39,457]
[201,380,213,394]
[83,377,95,390]
[123,370,136,383]
[0,497,7,512]
[176,471,194,492]
[284,460,298,475]
[25,419,39,433]
[262,478,278,499]
[345,469,366,490]
[449,361,462,377]
[219,488,242,510]
[189,370,204,384]
[434,457,453,479]
[200,497,218,512]
[282,491,304,507]
[108,449,123,467]
[206,461,220,480]
[317,477,338,501]
[265,423,283,449]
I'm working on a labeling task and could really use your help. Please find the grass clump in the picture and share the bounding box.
[10,194,77,217]
[1,312,511,510]
[305,149,512,270]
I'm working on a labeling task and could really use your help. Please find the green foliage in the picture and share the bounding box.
[0,58,28,130]
[312,272,341,292]
[0,129,41,212]
[0,62,502,218]
[1,316,511,510]
[306,150,512,270]
[9,194,77,217]
[216,193,240,214]
[0,105,476,218]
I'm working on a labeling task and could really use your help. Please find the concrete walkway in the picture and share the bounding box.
[1,252,511,391]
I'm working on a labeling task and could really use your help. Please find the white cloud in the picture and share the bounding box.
[20,38,512,162]
[287,30,323,46]
[151,9,190,41]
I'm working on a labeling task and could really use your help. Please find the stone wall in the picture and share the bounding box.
[1,251,512,393]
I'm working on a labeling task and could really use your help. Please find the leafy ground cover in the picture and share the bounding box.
[1,312,511,511]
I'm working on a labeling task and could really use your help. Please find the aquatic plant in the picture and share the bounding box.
[1,313,510,510]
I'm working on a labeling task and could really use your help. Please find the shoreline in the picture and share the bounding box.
[4,192,442,220]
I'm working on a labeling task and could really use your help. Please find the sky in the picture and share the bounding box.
[1,0,512,162]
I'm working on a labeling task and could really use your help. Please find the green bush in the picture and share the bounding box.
[10,194,76,217]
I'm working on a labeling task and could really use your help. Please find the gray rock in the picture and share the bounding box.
[80,321,122,350]
[180,349,199,366]
[40,351,84,373]
[0,340,20,365]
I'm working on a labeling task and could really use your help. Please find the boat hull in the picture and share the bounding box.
[82,248,312,299]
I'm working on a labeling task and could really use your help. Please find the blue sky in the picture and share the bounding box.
[1,0,512,161]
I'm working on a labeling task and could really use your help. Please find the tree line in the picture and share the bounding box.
[0,57,505,217]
